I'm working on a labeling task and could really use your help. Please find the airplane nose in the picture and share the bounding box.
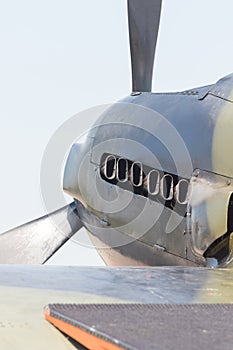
[63,143,80,197]
[63,134,93,201]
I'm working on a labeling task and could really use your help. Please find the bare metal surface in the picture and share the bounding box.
[0,202,82,264]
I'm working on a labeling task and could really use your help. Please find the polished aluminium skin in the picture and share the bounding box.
[1,0,233,268]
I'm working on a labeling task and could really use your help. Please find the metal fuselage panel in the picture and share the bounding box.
[64,74,233,266]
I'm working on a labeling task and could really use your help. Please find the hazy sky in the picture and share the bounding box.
[1,0,233,265]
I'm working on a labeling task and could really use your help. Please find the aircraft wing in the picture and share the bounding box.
[1,265,233,350]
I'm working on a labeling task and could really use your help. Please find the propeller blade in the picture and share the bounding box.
[0,202,82,264]
[128,0,162,92]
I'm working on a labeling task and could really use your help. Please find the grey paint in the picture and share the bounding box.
[128,0,162,92]
[2,1,233,268]
[64,74,233,267]
[1,265,233,348]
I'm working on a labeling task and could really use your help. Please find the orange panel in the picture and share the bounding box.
[45,310,124,350]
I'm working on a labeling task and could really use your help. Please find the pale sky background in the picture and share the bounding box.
[0,0,233,265]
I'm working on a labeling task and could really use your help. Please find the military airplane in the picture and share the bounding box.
[1,0,233,269]
[1,1,233,349]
